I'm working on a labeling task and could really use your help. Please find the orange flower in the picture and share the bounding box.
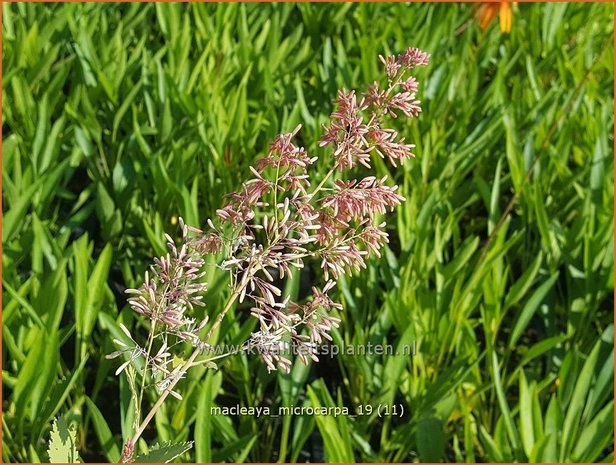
[478,2,513,33]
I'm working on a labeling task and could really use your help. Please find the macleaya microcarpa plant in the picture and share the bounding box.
[108,46,430,462]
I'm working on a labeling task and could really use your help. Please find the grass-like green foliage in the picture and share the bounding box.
[2,3,614,463]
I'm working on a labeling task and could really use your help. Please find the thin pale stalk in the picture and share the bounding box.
[135,319,157,424]
[126,270,252,456]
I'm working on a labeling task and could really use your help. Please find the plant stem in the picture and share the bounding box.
[311,166,336,197]
[136,320,157,423]
[191,350,239,366]
[127,343,202,456]
[272,160,282,232]
[126,270,251,457]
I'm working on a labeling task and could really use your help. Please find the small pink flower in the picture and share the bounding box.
[388,91,422,118]
[401,76,419,93]
[364,81,387,108]
[322,177,405,223]
[369,128,416,166]
[319,89,371,171]
[379,54,402,79]
[398,47,431,68]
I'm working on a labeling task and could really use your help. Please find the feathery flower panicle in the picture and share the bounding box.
[106,323,150,376]
[111,46,429,460]
[268,124,303,158]
[113,45,429,380]
[320,240,368,280]
[124,224,210,331]
[213,46,428,372]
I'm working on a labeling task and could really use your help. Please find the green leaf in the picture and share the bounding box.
[195,372,214,462]
[442,236,480,278]
[416,416,446,462]
[571,401,614,462]
[211,434,257,462]
[2,177,43,243]
[504,252,543,310]
[518,371,535,458]
[34,354,90,439]
[13,329,59,425]
[307,381,354,462]
[560,338,603,460]
[519,335,567,368]
[77,243,113,339]
[134,441,193,463]
[112,81,143,142]
[509,273,559,348]
[85,396,121,463]
[491,351,522,460]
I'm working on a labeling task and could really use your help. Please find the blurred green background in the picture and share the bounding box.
[2,2,614,463]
